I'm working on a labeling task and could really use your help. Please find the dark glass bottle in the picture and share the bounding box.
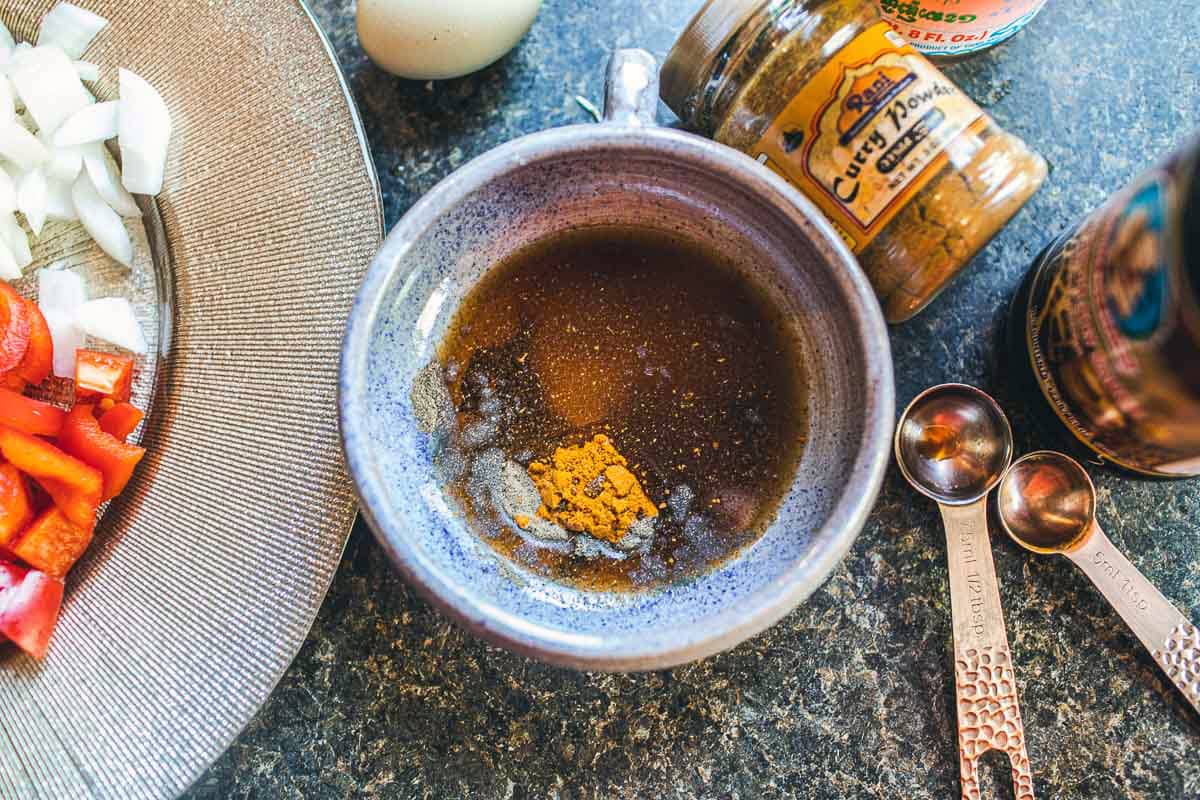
[1010,134,1200,477]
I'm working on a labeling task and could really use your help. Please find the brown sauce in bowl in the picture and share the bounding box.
[430,225,809,591]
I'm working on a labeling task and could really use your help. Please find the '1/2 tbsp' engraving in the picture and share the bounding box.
[958,516,987,637]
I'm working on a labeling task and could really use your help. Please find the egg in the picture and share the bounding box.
[357,0,543,81]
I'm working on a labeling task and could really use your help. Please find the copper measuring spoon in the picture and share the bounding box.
[998,450,1200,714]
[896,384,1035,800]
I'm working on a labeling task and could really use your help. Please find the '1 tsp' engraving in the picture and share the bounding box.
[1093,550,1150,612]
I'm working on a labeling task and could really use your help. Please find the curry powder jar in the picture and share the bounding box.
[662,0,1047,323]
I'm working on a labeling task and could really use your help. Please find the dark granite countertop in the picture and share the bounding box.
[188,1,1200,797]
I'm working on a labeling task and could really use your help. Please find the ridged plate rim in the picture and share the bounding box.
[169,4,385,794]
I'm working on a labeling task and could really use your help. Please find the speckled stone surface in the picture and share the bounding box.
[186,1,1200,797]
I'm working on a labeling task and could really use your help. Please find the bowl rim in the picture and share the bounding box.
[339,123,895,671]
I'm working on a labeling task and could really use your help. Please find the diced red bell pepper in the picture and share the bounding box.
[0,463,33,552]
[98,402,145,441]
[0,283,29,375]
[58,405,145,501]
[75,350,134,403]
[0,388,66,437]
[0,559,63,659]
[0,426,101,529]
[37,479,99,532]
[13,299,52,387]
[8,507,92,579]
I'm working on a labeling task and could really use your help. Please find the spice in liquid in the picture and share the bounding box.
[526,434,658,545]
[430,226,809,591]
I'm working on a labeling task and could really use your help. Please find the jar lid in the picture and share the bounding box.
[661,0,764,120]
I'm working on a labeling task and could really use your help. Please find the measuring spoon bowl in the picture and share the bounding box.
[997,450,1096,554]
[896,383,1013,505]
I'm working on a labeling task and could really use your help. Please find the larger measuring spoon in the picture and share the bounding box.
[896,384,1035,800]
[998,450,1200,714]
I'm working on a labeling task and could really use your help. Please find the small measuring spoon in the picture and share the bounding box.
[998,450,1200,714]
[896,384,1035,800]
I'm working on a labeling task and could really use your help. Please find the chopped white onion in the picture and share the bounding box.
[72,172,132,266]
[38,4,108,60]
[83,144,139,217]
[0,214,31,269]
[0,20,14,61]
[43,307,86,378]
[0,13,170,371]
[0,78,13,120]
[0,239,19,280]
[0,167,14,214]
[39,264,87,312]
[8,46,91,135]
[0,121,48,168]
[76,297,146,354]
[45,143,83,182]
[17,168,47,236]
[73,60,99,83]
[52,99,116,146]
[44,178,76,220]
[118,68,170,195]
[38,264,89,379]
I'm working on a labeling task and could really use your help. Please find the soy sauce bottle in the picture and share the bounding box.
[1009,134,1200,477]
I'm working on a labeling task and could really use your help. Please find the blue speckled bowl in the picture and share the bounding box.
[340,57,893,671]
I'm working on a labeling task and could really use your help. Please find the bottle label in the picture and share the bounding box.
[752,23,985,252]
[878,0,1049,56]
[1024,154,1200,476]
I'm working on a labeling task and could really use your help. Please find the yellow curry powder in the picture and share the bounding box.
[526,434,657,544]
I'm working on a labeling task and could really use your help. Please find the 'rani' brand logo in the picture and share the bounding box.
[837,66,915,146]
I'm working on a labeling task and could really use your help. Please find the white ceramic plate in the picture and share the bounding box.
[0,2,382,797]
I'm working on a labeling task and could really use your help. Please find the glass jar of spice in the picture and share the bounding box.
[661,0,1048,322]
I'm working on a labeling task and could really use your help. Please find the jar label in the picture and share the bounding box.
[878,0,1049,56]
[752,23,984,252]
[1024,159,1200,476]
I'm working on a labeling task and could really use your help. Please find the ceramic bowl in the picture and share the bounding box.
[340,52,893,671]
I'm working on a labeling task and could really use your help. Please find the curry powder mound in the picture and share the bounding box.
[527,434,658,544]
